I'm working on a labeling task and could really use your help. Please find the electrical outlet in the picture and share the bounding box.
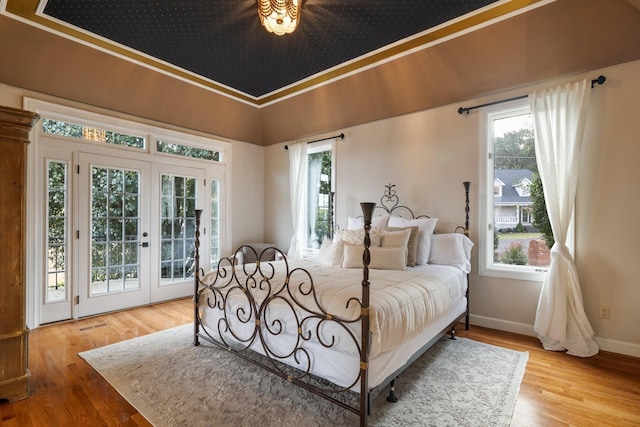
[599,305,610,320]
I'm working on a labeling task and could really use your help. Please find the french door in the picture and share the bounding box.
[40,152,207,321]
[77,153,152,317]
[150,163,206,303]
[29,97,228,327]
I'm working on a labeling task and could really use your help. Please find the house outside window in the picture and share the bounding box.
[480,101,550,281]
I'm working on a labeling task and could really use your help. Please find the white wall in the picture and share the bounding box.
[264,60,640,357]
[229,140,265,250]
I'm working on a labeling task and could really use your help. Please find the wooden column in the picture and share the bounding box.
[0,106,40,402]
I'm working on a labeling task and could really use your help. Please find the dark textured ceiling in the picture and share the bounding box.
[16,0,511,104]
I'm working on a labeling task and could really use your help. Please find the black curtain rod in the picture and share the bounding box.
[457,75,606,115]
[284,133,344,150]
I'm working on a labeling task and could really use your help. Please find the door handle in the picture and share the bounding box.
[139,242,149,247]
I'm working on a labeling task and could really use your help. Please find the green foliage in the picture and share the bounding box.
[493,128,538,174]
[530,174,554,249]
[493,229,500,251]
[157,140,220,161]
[501,241,528,265]
[47,162,67,273]
[42,118,144,148]
[515,221,525,233]
[309,150,332,248]
[42,118,83,138]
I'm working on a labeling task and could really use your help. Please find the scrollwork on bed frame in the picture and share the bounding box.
[194,243,366,395]
[192,183,471,427]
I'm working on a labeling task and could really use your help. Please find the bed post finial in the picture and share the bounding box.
[360,202,375,426]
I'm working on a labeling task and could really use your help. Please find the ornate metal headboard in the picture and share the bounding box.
[363,182,470,237]
[375,183,429,219]
[336,182,471,237]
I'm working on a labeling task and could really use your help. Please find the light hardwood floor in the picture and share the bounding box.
[1,298,638,426]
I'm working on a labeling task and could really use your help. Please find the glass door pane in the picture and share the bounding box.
[150,164,205,303]
[90,166,141,295]
[40,154,75,325]
[210,178,220,266]
[160,173,197,284]
[46,160,68,303]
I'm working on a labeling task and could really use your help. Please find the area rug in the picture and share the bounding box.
[79,324,528,427]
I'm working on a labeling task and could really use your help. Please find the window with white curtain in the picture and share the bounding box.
[480,100,550,281]
[305,141,334,251]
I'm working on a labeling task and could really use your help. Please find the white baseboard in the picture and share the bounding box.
[469,314,536,337]
[469,314,640,358]
[593,336,640,358]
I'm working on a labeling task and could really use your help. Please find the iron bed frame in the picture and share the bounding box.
[192,182,471,427]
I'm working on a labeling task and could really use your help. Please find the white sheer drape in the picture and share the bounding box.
[287,142,307,259]
[529,79,599,357]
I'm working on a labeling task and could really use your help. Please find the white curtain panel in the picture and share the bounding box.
[529,79,599,357]
[287,141,307,259]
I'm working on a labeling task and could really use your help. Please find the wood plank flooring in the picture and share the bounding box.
[1,298,638,426]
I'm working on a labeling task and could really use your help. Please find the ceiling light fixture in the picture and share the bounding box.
[257,0,301,36]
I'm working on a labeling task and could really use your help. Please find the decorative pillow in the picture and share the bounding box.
[428,233,474,273]
[335,228,381,247]
[347,214,390,230]
[241,243,276,264]
[381,226,419,267]
[387,217,438,265]
[342,243,406,270]
[318,238,344,267]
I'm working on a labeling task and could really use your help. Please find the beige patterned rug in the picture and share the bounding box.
[79,324,527,427]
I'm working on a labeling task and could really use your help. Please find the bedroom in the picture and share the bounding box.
[0,0,639,424]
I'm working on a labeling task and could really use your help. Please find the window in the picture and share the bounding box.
[210,179,220,265]
[46,160,68,302]
[480,101,550,281]
[305,141,335,251]
[156,140,221,162]
[42,118,145,148]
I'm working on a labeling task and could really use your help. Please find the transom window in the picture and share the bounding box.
[156,140,221,161]
[42,118,145,148]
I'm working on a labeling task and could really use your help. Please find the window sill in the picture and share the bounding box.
[479,265,546,282]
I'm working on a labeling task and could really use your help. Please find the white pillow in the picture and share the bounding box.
[342,243,406,270]
[380,228,411,248]
[335,228,381,247]
[318,238,344,267]
[347,214,390,230]
[379,228,411,264]
[428,233,474,273]
[387,216,438,265]
[381,226,419,267]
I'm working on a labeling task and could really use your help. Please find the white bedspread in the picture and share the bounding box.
[200,260,466,358]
